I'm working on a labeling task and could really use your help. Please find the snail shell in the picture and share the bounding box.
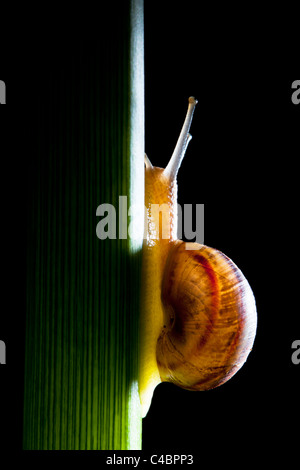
[157,240,257,390]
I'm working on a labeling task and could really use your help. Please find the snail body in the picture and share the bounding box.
[139,98,257,417]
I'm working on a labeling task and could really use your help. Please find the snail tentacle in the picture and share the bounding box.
[164,97,198,180]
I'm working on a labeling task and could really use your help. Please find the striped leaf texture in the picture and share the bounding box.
[23,0,144,450]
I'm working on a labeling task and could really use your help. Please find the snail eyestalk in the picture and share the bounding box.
[164,96,198,180]
[144,153,153,169]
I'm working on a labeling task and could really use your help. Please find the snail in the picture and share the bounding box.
[139,97,257,418]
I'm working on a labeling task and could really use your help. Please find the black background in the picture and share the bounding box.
[0,1,299,462]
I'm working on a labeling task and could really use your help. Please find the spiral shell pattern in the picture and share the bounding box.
[156,241,257,390]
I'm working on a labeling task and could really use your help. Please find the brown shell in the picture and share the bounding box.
[156,241,257,390]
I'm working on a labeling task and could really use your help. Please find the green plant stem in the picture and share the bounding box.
[23,0,144,450]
